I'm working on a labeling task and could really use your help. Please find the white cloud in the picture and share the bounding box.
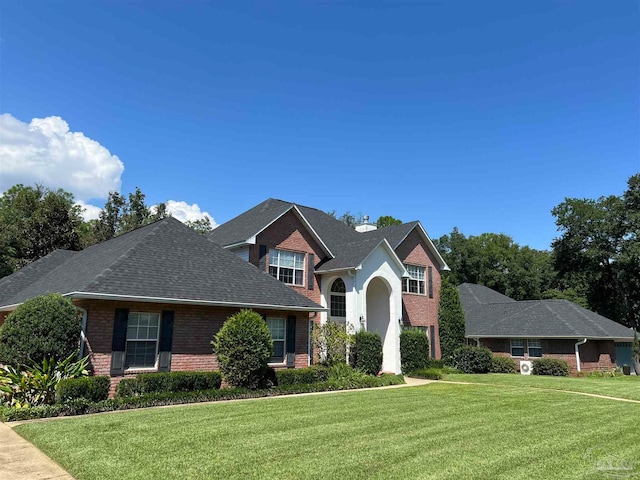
[0,113,124,200]
[75,200,102,221]
[159,200,217,227]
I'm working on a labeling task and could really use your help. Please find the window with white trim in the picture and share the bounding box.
[510,338,524,357]
[402,264,425,295]
[125,312,160,369]
[269,249,305,286]
[266,317,286,363]
[330,278,346,318]
[528,339,542,357]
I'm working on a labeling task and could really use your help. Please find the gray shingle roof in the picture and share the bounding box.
[459,283,633,340]
[0,217,322,312]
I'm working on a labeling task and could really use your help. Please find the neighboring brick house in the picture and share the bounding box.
[458,283,634,374]
[0,218,323,394]
[209,198,449,373]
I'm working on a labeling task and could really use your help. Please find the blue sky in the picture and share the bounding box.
[1,1,638,250]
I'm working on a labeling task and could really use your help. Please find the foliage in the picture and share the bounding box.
[585,369,623,378]
[438,276,466,362]
[55,376,110,403]
[326,210,364,228]
[552,174,640,328]
[489,356,517,374]
[633,330,640,362]
[376,215,402,228]
[185,217,214,233]
[275,365,330,385]
[0,184,83,277]
[435,228,557,301]
[311,320,353,366]
[212,310,273,388]
[115,378,142,397]
[451,345,492,373]
[133,371,222,395]
[532,358,569,377]
[349,330,383,375]
[0,294,82,366]
[0,354,88,407]
[409,367,443,380]
[399,328,430,374]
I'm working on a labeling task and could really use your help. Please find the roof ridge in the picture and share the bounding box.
[82,220,168,292]
[563,300,612,337]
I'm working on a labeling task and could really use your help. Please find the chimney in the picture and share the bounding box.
[355,215,377,233]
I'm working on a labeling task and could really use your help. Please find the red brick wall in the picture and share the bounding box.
[479,337,617,375]
[250,210,326,305]
[395,230,442,358]
[75,299,311,395]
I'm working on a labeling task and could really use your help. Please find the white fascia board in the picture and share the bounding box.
[359,239,409,276]
[57,292,327,313]
[465,334,634,340]
[223,238,256,249]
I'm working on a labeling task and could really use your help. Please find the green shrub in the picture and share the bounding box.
[311,320,353,366]
[438,277,466,362]
[452,345,492,373]
[490,356,518,374]
[409,368,443,380]
[424,358,447,369]
[0,294,81,366]
[532,358,569,376]
[56,376,110,403]
[276,365,330,385]
[586,369,623,378]
[400,328,430,374]
[350,331,383,375]
[115,378,142,397]
[212,310,273,388]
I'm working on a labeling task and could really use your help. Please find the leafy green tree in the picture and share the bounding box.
[327,210,364,228]
[0,184,83,276]
[438,277,466,362]
[0,294,81,365]
[92,187,156,242]
[186,217,213,234]
[376,215,402,228]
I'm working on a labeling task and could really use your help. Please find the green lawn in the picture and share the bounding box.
[14,383,640,480]
[444,373,640,401]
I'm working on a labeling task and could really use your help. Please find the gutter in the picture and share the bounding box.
[575,338,587,373]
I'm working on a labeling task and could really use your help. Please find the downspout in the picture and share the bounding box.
[575,338,587,373]
[75,306,88,359]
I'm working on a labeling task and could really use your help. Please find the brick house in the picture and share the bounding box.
[458,283,634,374]
[0,217,323,393]
[209,198,449,373]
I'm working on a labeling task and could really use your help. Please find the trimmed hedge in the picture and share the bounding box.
[409,368,443,380]
[490,356,518,374]
[276,365,330,385]
[115,371,222,397]
[452,345,492,373]
[532,358,569,376]
[350,331,383,376]
[400,329,430,374]
[55,376,110,403]
[0,375,405,422]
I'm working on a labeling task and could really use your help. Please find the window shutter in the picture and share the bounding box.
[307,253,315,290]
[259,245,267,271]
[110,308,129,375]
[428,266,433,298]
[286,315,296,367]
[159,311,175,352]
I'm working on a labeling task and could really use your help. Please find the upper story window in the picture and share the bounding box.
[402,264,425,295]
[269,249,304,286]
[125,312,160,369]
[330,278,346,318]
[510,338,525,357]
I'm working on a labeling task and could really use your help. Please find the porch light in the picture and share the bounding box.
[359,315,365,326]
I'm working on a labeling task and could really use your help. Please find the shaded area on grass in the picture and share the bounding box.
[14,383,640,480]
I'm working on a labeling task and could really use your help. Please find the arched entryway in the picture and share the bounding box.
[366,277,394,372]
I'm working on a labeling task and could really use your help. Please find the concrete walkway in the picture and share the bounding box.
[0,421,73,479]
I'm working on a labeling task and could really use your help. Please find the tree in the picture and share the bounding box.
[0,184,83,276]
[0,294,81,365]
[92,187,155,242]
[376,215,402,228]
[186,217,213,234]
[437,276,466,362]
[327,210,364,228]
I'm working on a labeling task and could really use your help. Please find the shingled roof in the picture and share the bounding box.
[209,198,448,272]
[459,283,632,340]
[0,217,323,312]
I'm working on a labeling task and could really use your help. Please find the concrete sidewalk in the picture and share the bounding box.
[0,422,73,480]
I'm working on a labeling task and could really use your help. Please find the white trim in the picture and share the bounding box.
[359,239,409,277]
[125,311,161,370]
[0,292,327,313]
[395,223,450,272]
[467,334,633,341]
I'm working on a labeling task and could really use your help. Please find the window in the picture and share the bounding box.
[269,249,304,286]
[330,278,346,318]
[402,264,425,294]
[266,317,286,363]
[125,312,160,369]
[510,338,524,357]
[528,339,542,357]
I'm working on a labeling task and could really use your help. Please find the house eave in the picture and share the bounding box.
[466,334,633,341]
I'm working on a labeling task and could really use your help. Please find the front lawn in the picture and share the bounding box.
[14,383,640,479]
[444,373,640,401]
